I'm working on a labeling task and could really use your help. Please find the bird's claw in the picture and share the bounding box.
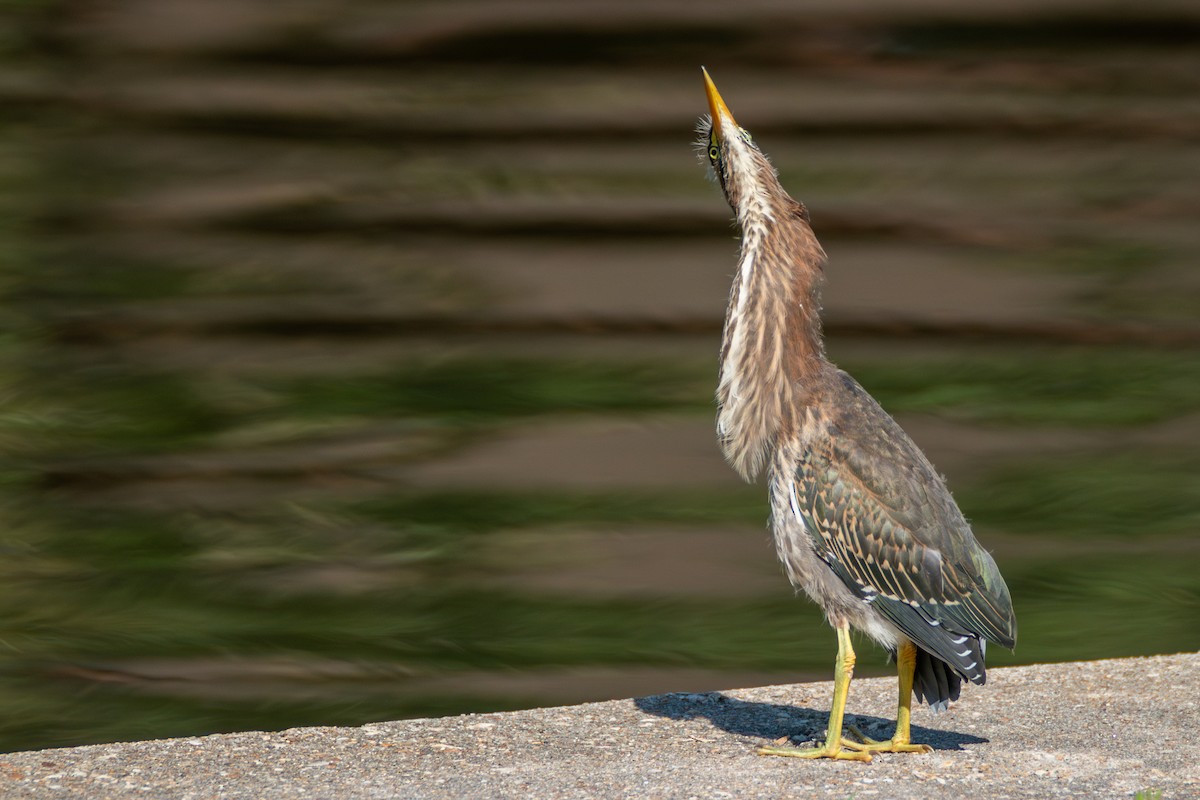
[757,743,873,762]
[839,725,932,754]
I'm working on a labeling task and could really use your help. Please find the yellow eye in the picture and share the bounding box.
[708,145,720,162]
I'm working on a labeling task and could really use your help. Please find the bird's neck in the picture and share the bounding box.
[717,203,826,481]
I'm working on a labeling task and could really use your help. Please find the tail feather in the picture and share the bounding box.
[913,649,962,713]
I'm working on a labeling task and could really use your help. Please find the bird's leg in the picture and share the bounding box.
[758,623,872,762]
[842,640,933,755]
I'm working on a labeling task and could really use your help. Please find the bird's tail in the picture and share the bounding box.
[912,649,962,713]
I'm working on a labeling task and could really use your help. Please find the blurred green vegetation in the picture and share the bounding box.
[13,346,1200,462]
[961,452,1200,537]
[850,348,1200,427]
[269,360,711,423]
[353,489,765,542]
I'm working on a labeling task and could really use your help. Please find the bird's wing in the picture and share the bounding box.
[791,371,1016,681]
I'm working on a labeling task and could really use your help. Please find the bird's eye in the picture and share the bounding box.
[708,145,720,162]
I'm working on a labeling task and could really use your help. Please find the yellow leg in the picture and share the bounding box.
[758,623,872,762]
[842,641,933,755]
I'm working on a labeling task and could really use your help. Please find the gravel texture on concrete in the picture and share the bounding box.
[2,653,1196,799]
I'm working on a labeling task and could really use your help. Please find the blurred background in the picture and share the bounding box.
[1,0,1198,753]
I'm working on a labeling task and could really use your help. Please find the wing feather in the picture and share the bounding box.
[793,371,1016,682]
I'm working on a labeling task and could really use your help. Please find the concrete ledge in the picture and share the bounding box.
[2,653,1195,799]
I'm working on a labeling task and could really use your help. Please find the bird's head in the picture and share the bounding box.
[697,67,788,229]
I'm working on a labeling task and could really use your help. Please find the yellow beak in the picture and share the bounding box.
[702,67,737,136]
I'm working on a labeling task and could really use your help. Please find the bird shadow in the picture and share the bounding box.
[634,691,986,752]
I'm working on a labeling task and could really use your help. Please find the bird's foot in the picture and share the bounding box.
[757,737,873,762]
[840,725,932,755]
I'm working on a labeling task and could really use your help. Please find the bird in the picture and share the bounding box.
[697,67,1016,762]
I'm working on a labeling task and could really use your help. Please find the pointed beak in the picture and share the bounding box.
[701,67,737,137]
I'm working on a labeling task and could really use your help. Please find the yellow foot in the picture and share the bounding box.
[757,741,873,763]
[840,725,932,755]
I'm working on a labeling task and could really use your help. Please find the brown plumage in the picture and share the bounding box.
[698,68,1015,762]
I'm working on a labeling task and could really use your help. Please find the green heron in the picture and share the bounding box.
[698,68,1016,762]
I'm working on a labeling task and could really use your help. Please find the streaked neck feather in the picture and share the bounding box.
[717,194,826,481]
